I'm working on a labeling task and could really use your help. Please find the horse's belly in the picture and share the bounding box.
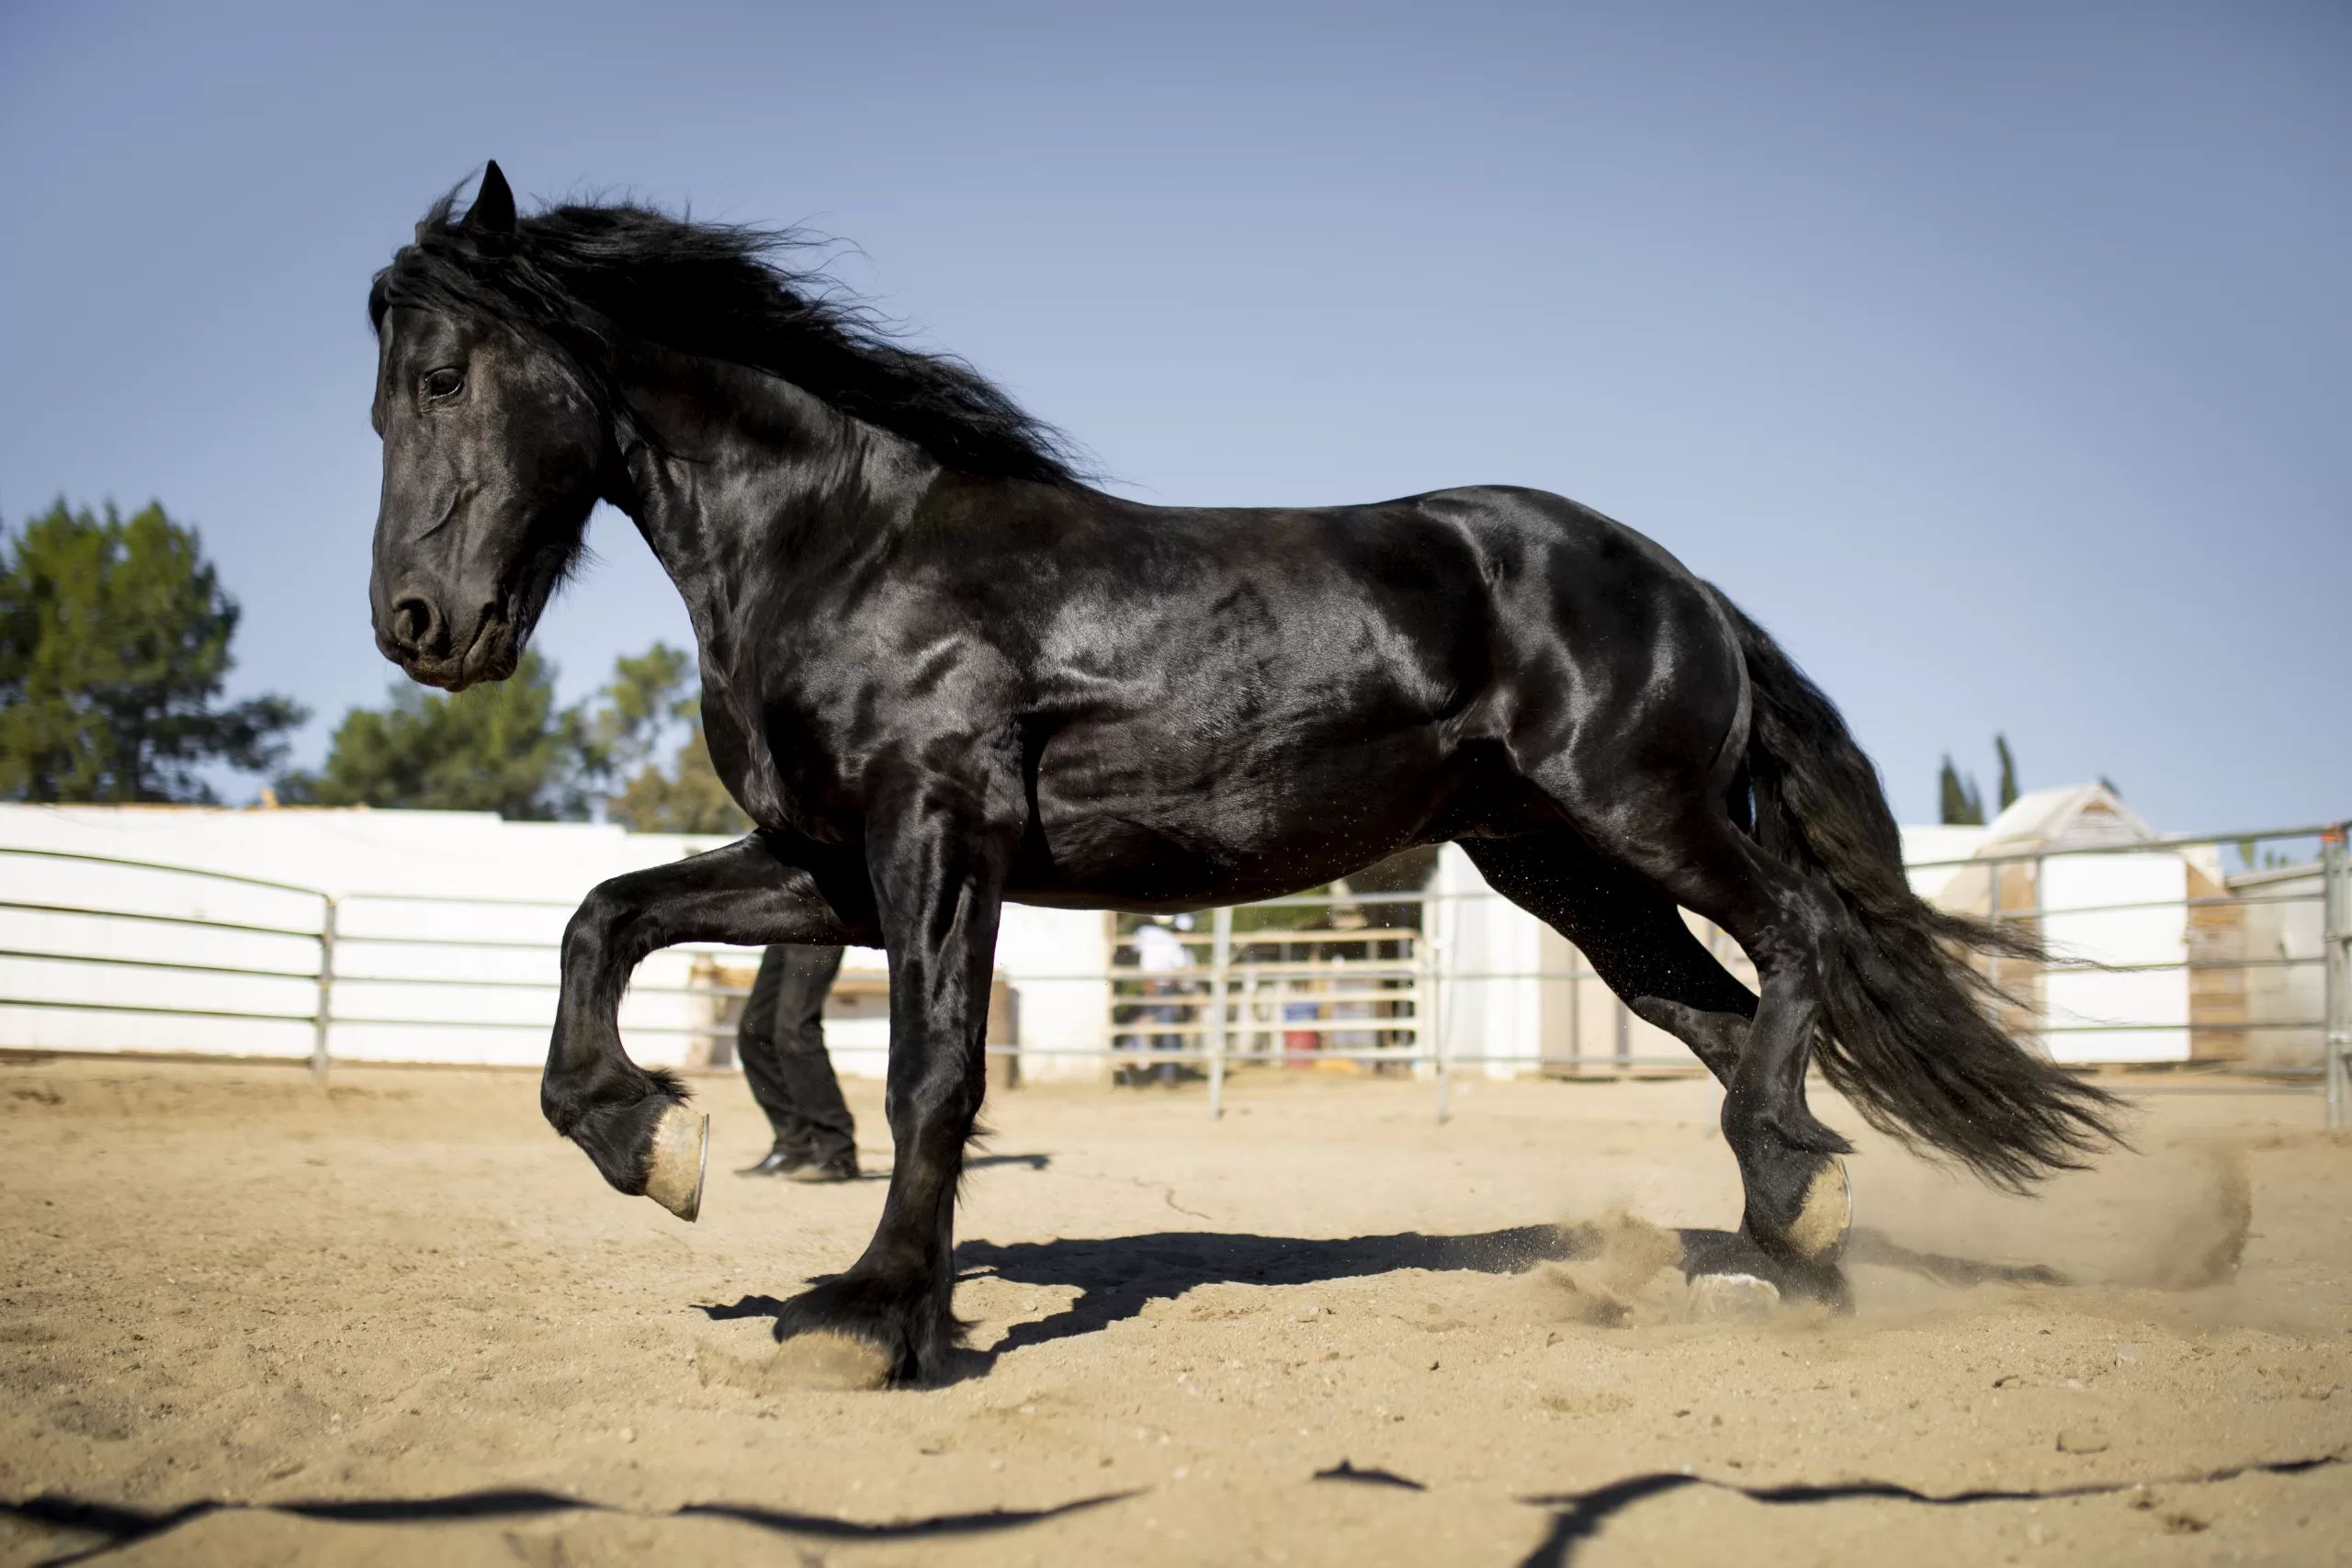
[1011,721,1453,908]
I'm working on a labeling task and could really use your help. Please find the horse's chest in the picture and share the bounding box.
[701,687,842,835]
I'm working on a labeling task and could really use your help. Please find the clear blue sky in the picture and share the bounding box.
[3,1,2345,833]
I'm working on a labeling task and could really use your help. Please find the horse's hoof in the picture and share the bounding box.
[771,1331,893,1392]
[1689,1271,1781,1322]
[642,1103,707,1222]
[1785,1156,1849,1264]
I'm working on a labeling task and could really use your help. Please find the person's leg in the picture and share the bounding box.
[770,944,858,1176]
[736,946,813,1174]
[1151,987,1182,1083]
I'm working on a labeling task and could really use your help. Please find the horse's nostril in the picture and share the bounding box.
[390,597,439,655]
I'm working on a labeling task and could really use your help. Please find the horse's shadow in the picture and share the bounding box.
[699,1223,2063,1378]
[699,1226,1589,1356]
[964,1152,1052,1172]
[955,1224,1592,1361]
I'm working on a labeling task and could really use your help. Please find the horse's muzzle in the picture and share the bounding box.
[379,602,521,692]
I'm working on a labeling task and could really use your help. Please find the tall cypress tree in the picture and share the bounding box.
[1938,756,1984,826]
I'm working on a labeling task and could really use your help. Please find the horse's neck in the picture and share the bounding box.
[606,347,933,660]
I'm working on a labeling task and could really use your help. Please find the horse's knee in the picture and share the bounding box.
[546,882,663,1106]
[561,879,643,971]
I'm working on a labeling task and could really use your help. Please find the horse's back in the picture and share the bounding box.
[989,482,1737,905]
[1004,478,1740,781]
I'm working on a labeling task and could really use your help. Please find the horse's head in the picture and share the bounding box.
[368,163,603,692]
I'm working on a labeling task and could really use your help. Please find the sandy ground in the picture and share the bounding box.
[2,1054,2348,1568]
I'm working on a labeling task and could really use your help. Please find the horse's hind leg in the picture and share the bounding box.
[1470,815,1855,1298]
[545,832,871,1219]
[1459,832,1756,1087]
[1580,815,1857,1298]
[1463,833,1824,1303]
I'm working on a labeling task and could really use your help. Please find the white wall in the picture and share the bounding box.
[1428,841,1546,1077]
[1427,843,1718,1077]
[991,906,1112,1083]
[2040,852,2190,1062]
[1900,825,1991,901]
[2234,864,2326,1068]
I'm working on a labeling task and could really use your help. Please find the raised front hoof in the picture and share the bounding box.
[773,1274,956,1388]
[554,1073,701,1213]
[639,1102,708,1222]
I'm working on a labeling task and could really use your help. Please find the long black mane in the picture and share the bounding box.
[371,183,1083,485]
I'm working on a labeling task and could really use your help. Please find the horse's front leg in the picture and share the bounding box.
[544,832,870,1219]
[774,775,1017,1385]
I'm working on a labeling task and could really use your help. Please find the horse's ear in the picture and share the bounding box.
[467,161,517,251]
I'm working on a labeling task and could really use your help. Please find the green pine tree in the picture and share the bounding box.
[582,643,694,781]
[1994,733,2019,813]
[592,640,750,835]
[0,501,305,802]
[280,638,753,830]
[278,649,593,819]
[605,720,751,834]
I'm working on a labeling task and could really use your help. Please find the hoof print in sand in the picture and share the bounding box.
[1687,1271,1781,1322]
[1544,1214,1684,1326]
[771,1331,894,1392]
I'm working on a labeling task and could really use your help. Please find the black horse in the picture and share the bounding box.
[366,165,2114,1382]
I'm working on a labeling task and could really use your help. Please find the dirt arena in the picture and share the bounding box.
[3,1054,2347,1567]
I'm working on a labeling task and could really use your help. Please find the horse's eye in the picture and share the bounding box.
[423,367,464,400]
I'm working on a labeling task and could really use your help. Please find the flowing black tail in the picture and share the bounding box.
[1707,587,2121,1190]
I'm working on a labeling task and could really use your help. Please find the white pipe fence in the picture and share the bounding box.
[3,820,2346,1125]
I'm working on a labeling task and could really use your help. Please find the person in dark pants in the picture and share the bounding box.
[733,943,860,1182]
